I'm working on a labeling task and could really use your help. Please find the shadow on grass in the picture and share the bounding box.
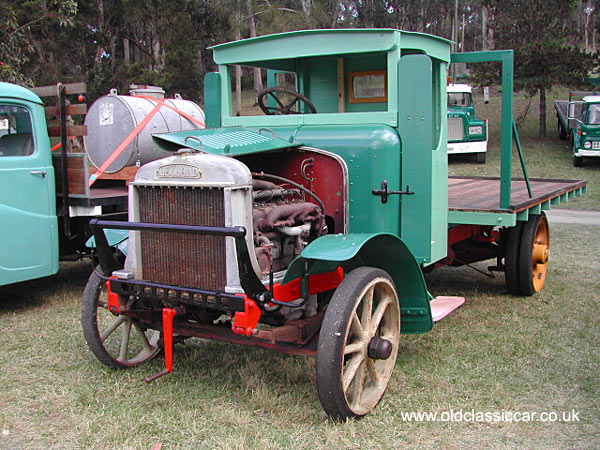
[424,264,508,297]
[0,260,92,312]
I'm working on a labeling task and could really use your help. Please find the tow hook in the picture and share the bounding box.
[145,308,177,383]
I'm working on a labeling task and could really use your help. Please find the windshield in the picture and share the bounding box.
[588,104,600,124]
[447,92,471,107]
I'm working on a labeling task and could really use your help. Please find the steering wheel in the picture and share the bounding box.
[257,87,317,115]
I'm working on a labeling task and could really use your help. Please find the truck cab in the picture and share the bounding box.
[569,95,600,166]
[446,83,488,163]
[0,83,58,285]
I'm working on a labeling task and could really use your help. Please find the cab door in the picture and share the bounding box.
[0,101,58,286]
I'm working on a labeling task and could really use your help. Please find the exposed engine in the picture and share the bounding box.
[251,178,326,275]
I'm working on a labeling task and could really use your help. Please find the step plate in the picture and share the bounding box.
[430,296,466,322]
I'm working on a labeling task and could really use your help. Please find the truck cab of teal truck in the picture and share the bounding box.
[569,95,600,166]
[0,83,59,285]
[446,83,488,163]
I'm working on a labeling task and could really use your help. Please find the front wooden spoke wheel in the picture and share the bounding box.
[317,267,400,421]
[82,268,161,369]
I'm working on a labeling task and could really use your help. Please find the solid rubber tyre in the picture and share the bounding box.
[81,268,160,369]
[573,155,583,167]
[558,119,567,140]
[475,152,486,164]
[505,221,523,295]
[518,213,550,296]
[316,267,400,421]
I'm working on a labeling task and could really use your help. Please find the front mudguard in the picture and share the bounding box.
[282,233,433,334]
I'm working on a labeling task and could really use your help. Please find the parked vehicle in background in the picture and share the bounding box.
[0,82,204,287]
[555,92,600,166]
[447,83,488,163]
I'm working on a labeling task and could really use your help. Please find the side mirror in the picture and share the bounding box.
[568,101,583,129]
[567,101,576,120]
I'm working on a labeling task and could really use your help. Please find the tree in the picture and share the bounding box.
[482,0,597,137]
[0,0,77,84]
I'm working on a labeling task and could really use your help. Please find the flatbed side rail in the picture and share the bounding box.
[452,50,529,210]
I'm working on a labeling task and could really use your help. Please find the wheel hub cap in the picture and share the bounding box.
[367,336,393,360]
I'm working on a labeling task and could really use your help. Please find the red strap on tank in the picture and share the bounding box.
[88,95,206,187]
[135,95,206,128]
[89,100,164,186]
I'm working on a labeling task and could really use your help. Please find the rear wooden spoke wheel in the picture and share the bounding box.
[317,267,400,421]
[518,213,550,296]
[81,268,160,368]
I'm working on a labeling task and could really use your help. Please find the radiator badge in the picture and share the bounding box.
[157,164,202,179]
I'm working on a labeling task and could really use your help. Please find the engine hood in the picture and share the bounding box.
[152,126,302,156]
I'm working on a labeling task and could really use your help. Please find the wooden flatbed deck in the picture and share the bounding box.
[449,176,587,217]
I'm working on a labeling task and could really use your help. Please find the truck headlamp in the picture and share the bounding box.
[468,126,483,135]
[584,140,592,149]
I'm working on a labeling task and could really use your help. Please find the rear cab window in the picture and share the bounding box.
[0,105,35,157]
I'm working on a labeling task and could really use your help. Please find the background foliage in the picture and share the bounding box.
[1,0,599,135]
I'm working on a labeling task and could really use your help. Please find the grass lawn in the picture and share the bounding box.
[0,88,598,449]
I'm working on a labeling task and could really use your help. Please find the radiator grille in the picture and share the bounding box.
[137,186,227,290]
[448,117,465,141]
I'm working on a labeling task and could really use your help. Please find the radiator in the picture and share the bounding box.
[448,117,465,141]
[137,185,227,290]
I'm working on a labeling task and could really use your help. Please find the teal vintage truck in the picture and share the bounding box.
[555,92,600,166]
[0,82,129,286]
[0,82,205,287]
[447,83,488,163]
[83,29,587,421]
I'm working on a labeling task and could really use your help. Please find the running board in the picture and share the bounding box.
[430,296,465,322]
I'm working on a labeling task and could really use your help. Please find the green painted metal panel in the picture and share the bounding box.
[282,233,433,334]
[267,124,402,235]
[0,82,43,105]
[0,96,57,286]
[397,54,446,264]
[550,197,560,205]
[517,210,529,222]
[211,29,399,66]
[204,72,222,128]
[153,127,301,156]
[541,200,551,210]
[448,210,517,227]
[530,204,542,215]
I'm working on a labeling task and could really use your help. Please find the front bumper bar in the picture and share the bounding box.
[89,219,274,306]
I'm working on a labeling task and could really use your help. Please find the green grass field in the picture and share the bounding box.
[0,88,598,449]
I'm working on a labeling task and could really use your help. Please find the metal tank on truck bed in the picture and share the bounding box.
[84,85,205,173]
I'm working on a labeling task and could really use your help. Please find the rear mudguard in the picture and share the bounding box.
[282,233,433,334]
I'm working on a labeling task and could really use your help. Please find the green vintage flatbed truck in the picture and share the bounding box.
[0,82,128,287]
[83,29,587,420]
[554,92,600,166]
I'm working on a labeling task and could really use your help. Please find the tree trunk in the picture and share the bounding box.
[247,0,263,105]
[123,38,130,66]
[539,86,547,138]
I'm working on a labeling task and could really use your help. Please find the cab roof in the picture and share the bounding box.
[210,28,451,70]
[0,82,43,105]
[583,95,600,103]
[447,83,472,94]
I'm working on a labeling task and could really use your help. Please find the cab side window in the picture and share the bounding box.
[0,105,35,157]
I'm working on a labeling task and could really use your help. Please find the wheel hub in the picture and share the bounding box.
[367,336,393,360]
[533,243,549,264]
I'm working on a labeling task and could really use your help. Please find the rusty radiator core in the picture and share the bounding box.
[137,186,227,290]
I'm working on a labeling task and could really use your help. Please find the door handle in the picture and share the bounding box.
[30,170,47,178]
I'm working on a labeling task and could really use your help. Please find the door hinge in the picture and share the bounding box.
[372,180,414,204]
